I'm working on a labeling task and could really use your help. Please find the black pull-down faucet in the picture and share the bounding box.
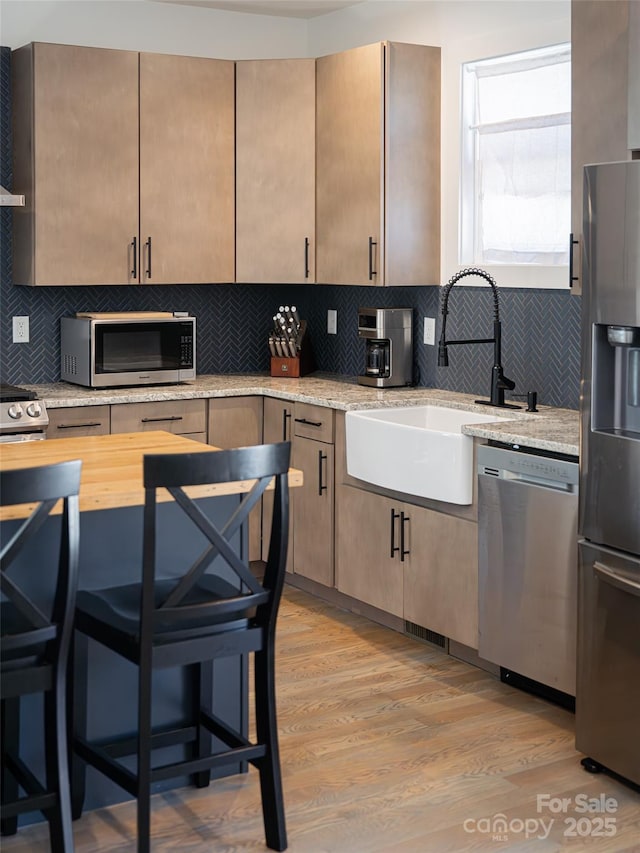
[438,267,521,409]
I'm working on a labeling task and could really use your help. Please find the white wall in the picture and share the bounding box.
[309,0,571,288]
[0,0,308,58]
[0,0,571,287]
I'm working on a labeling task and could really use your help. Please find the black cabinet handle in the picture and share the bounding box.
[569,232,579,288]
[131,236,137,279]
[140,415,183,423]
[400,512,410,562]
[390,509,400,558]
[56,422,103,430]
[145,236,152,279]
[304,237,310,279]
[282,408,292,441]
[368,236,377,281]
[294,417,322,428]
[318,450,328,496]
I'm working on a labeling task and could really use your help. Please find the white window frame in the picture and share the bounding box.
[459,42,571,269]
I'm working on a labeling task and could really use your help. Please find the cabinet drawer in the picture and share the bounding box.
[110,400,206,435]
[293,402,334,443]
[47,405,110,438]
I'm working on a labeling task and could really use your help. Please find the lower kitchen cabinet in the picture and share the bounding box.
[110,399,207,440]
[292,434,334,587]
[335,486,404,617]
[291,403,335,587]
[262,397,294,572]
[262,398,335,586]
[46,405,110,439]
[336,483,478,647]
[208,396,263,561]
[402,506,478,649]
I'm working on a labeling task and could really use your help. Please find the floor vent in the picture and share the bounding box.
[404,621,448,650]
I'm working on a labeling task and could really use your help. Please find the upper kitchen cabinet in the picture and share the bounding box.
[236,59,315,284]
[11,43,234,286]
[571,0,633,293]
[12,43,139,286]
[316,41,440,286]
[139,52,234,284]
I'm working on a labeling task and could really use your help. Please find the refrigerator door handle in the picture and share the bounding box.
[594,561,640,597]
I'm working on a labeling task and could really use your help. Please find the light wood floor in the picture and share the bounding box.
[3,586,639,852]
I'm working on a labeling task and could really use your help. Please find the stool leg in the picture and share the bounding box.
[191,662,212,789]
[70,631,88,821]
[45,671,74,853]
[1,696,19,836]
[136,657,153,853]
[254,647,287,852]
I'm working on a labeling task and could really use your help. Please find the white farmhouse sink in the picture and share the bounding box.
[345,405,511,505]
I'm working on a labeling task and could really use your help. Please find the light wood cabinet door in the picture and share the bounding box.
[571,0,632,294]
[292,436,334,587]
[236,59,315,283]
[316,43,383,286]
[12,43,139,286]
[208,397,263,560]
[46,405,110,439]
[139,53,235,284]
[335,485,404,617]
[316,42,440,286]
[403,506,478,649]
[110,399,206,435]
[262,397,294,569]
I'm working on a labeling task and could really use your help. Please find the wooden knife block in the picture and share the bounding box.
[270,345,315,378]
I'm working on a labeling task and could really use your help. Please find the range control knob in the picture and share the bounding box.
[8,404,24,419]
[26,402,42,418]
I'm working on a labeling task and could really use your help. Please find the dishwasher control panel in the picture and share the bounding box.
[478,444,579,489]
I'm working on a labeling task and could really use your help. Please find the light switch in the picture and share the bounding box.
[327,309,338,335]
[423,316,435,346]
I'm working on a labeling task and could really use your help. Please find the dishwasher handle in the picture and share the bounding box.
[501,469,577,493]
[594,561,640,597]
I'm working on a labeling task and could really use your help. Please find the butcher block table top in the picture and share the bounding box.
[0,431,302,521]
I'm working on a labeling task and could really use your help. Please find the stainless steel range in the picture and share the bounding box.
[0,383,49,443]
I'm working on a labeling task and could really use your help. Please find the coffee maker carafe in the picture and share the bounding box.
[357,308,413,388]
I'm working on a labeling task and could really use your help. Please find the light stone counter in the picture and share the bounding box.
[25,373,579,457]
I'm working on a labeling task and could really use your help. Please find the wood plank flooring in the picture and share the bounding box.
[3,586,639,851]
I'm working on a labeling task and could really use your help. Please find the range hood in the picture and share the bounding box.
[0,185,25,206]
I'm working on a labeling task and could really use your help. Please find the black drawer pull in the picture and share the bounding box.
[56,422,103,430]
[390,509,400,558]
[318,450,328,496]
[304,237,310,279]
[140,415,183,424]
[145,236,152,279]
[400,512,410,561]
[294,417,322,428]
[282,409,292,441]
[368,236,377,280]
[131,235,137,279]
[569,232,579,288]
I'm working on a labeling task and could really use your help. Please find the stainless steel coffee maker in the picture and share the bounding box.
[357,308,413,387]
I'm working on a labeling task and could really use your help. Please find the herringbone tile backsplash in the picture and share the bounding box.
[0,46,580,409]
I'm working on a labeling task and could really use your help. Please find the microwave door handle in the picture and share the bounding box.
[594,561,640,598]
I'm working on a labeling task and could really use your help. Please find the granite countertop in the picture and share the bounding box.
[25,373,580,457]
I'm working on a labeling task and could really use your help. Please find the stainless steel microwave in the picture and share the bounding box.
[60,313,196,388]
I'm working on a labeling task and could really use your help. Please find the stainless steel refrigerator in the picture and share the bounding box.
[577,160,640,786]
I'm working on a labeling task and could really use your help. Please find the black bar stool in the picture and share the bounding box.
[71,442,291,852]
[1,459,82,853]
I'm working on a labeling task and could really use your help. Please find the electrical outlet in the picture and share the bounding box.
[12,316,30,344]
[423,316,435,346]
[327,309,338,335]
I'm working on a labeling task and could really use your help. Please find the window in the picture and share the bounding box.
[460,43,571,267]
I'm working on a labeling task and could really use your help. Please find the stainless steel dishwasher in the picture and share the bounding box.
[477,443,579,698]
